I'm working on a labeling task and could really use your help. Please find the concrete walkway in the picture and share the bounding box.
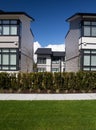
[0,93,96,100]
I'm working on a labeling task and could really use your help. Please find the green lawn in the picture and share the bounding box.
[0,100,96,130]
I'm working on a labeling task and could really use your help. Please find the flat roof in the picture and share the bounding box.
[52,51,65,57]
[0,10,34,21]
[35,48,52,55]
[35,48,65,57]
[66,12,96,22]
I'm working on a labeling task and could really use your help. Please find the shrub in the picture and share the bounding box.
[42,72,53,90]
[0,71,96,93]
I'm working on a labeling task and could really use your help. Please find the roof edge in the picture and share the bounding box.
[66,12,96,22]
[0,11,35,21]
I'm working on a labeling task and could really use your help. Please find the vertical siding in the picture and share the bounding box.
[20,16,34,72]
[65,18,81,72]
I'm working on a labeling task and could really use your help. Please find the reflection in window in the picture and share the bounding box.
[0,20,19,36]
[82,21,96,37]
[37,58,46,64]
[0,48,18,71]
[38,68,46,72]
[91,55,96,66]
[2,54,9,65]
[11,26,17,35]
[84,55,90,66]
[3,26,9,35]
[82,50,96,71]
[84,26,90,36]
[52,68,59,72]
[92,27,96,36]
[10,55,16,65]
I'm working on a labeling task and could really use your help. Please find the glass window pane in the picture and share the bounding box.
[91,55,96,66]
[10,54,16,65]
[2,49,9,52]
[2,66,9,70]
[91,68,96,71]
[84,55,90,66]
[91,50,96,54]
[11,26,17,35]
[52,68,59,72]
[84,50,90,54]
[3,26,9,35]
[2,54,9,65]
[3,20,9,24]
[92,22,96,25]
[37,58,46,64]
[10,49,16,52]
[84,21,90,25]
[84,26,90,36]
[10,20,17,24]
[10,67,16,70]
[83,67,90,71]
[92,27,96,36]
[38,68,46,72]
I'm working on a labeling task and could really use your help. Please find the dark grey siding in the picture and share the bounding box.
[65,18,81,72]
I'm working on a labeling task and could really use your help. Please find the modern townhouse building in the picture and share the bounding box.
[35,48,65,72]
[0,10,34,72]
[65,13,96,72]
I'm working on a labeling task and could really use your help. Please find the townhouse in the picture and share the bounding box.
[0,10,34,72]
[35,48,65,72]
[65,13,96,72]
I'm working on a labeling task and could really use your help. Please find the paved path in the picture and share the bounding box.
[0,93,96,100]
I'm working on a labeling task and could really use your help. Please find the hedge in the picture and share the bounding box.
[0,71,96,93]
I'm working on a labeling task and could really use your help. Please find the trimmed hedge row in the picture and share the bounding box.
[0,71,96,93]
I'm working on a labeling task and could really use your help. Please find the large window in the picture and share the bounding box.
[81,49,96,71]
[82,21,96,37]
[0,48,18,71]
[37,58,46,64]
[0,20,19,36]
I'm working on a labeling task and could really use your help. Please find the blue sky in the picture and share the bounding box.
[1,0,96,47]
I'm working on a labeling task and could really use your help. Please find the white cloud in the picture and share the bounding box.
[34,41,65,62]
[34,41,41,53]
[46,44,65,51]
[34,41,41,62]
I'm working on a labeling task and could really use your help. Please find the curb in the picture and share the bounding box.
[0,93,96,100]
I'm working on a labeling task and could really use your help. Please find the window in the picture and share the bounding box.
[0,48,18,71]
[37,58,46,64]
[82,21,96,37]
[38,68,46,72]
[0,20,19,36]
[84,26,90,36]
[84,55,90,66]
[52,68,59,72]
[10,55,16,65]
[91,55,96,66]
[82,49,96,71]
[3,26,9,35]
[10,26,17,35]
[52,57,60,64]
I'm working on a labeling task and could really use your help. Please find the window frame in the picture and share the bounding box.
[82,20,96,37]
[0,48,19,71]
[0,19,20,36]
[81,49,96,71]
[38,68,46,72]
[37,57,46,64]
